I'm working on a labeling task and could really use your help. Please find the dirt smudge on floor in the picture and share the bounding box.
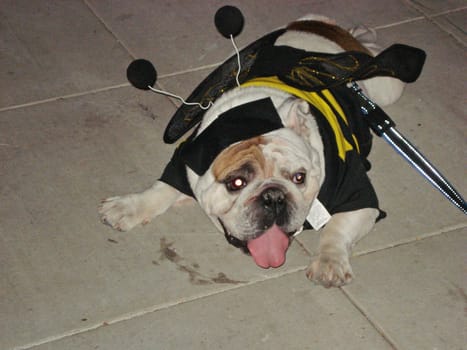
[157,237,246,285]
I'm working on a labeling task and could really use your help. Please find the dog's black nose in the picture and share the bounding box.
[260,187,286,216]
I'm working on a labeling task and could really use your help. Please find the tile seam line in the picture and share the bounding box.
[82,0,221,85]
[81,1,229,73]
[9,266,308,350]
[158,62,222,78]
[3,6,466,113]
[0,84,130,113]
[7,3,466,114]
[0,63,221,113]
[400,2,467,46]
[79,0,190,112]
[340,222,467,350]
[9,223,465,350]
[82,0,136,60]
[372,6,466,30]
[426,13,466,47]
[402,1,467,16]
[296,222,467,260]
[373,16,425,30]
[339,287,400,350]
[353,222,467,258]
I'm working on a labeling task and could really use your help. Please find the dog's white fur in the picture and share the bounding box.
[99,15,403,287]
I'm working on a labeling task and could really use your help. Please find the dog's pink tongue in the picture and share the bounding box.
[247,224,289,268]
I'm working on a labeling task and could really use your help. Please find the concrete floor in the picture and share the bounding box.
[1,1,466,349]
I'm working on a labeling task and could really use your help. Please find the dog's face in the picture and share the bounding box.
[189,99,324,268]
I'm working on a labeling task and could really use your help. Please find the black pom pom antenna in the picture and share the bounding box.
[214,5,244,38]
[126,59,157,90]
[126,6,244,94]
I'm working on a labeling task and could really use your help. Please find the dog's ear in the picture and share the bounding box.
[281,99,314,137]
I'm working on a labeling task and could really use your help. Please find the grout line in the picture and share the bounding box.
[14,223,465,349]
[293,234,315,257]
[158,62,221,79]
[0,63,220,114]
[0,0,220,115]
[11,266,307,350]
[341,222,466,348]
[404,0,467,16]
[371,6,466,30]
[2,5,465,114]
[373,16,425,29]
[426,13,466,47]
[400,2,467,46]
[0,84,130,113]
[339,287,400,350]
[12,224,465,349]
[5,2,465,346]
[353,222,467,258]
[427,6,467,16]
[83,0,136,60]
[84,0,220,84]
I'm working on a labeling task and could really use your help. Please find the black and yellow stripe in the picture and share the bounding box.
[241,76,360,160]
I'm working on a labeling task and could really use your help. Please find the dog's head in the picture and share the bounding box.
[186,92,324,268]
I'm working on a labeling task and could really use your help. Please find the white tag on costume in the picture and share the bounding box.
[306,198,331,230]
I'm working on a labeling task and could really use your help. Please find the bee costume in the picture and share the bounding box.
[127,6,464,237]
[148,24,426,228]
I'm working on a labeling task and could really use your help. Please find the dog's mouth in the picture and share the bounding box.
[219,220,296,269]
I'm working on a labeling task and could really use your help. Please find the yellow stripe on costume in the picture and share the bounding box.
[321,89,361,154]
[241,76,358,160]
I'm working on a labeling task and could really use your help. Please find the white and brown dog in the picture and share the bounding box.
[99,15,405,288]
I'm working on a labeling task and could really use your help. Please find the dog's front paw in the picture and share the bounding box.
[99,194,150,231]
[306,252,353,288]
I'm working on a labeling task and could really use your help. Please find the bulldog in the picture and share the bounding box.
[99,15,406,288]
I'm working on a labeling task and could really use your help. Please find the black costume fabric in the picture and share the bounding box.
[163,41,425,144]
[181,98,284,175]
[311,88,383,217]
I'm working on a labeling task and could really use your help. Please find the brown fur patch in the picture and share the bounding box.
[287,20,371,54]
[212,137,266,181]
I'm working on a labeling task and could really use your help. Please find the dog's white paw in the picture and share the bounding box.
[306,252,353,288]
[99,194,151,231]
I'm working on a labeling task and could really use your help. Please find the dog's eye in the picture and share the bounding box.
[291,172,306,185]
[226,177,247,191]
